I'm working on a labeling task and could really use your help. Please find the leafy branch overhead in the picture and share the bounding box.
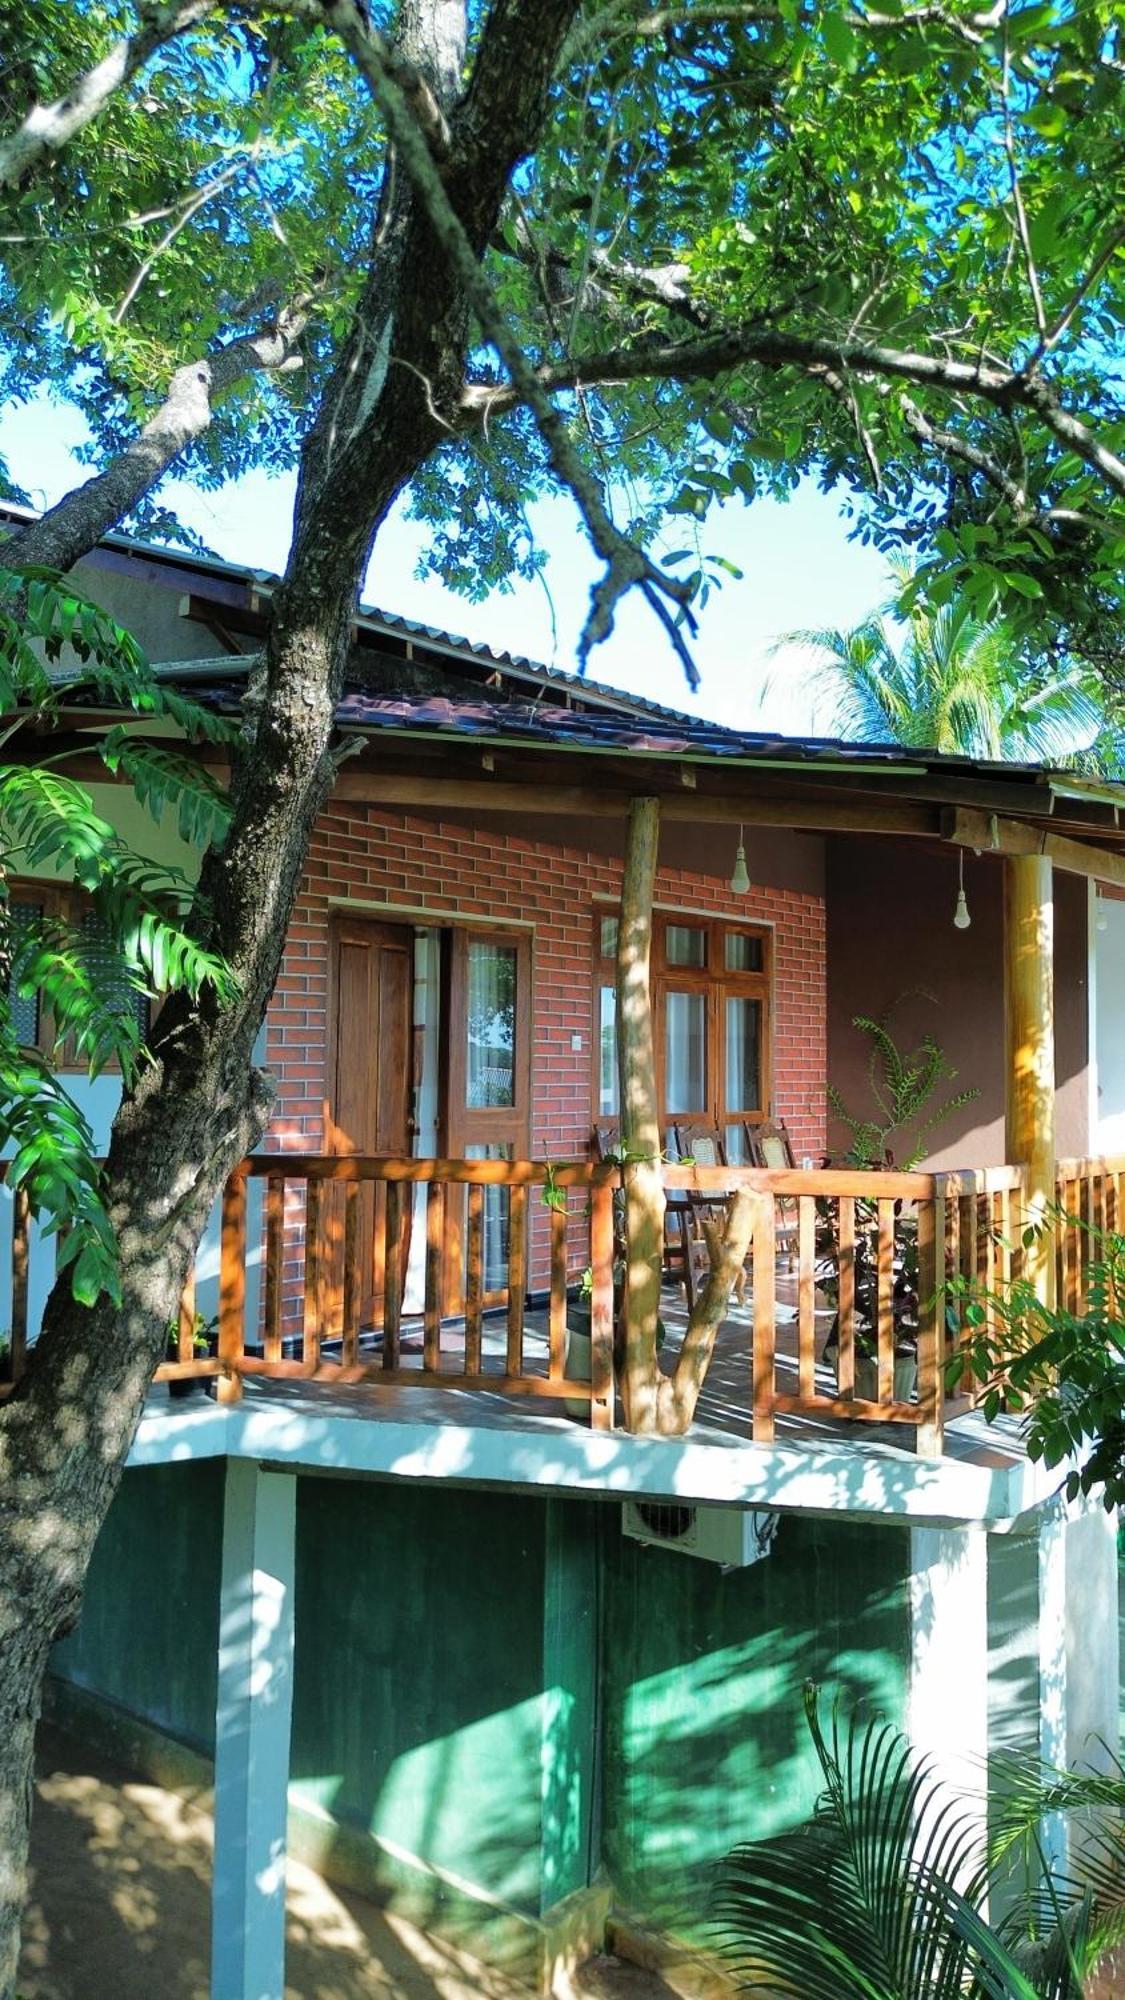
[2,0,1124,681]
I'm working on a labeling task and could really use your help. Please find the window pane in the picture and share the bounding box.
[726,996,761,1113]
[7,900,42,1046]
[666,924,706,968]
[79,905,149,1041]
[725,1122,751,1164]
[725,931,763,972]
[599,985,618,1115]
[599,915,618,960]
[464,1142,512,1291]
[465,941,516,1108]
[665,991,706,1113]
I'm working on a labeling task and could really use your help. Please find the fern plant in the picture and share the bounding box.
[0,562,240,1306]
[828,1004,980,1171]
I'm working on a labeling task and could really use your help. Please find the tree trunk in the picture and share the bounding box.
[658,1188,758,1434]
[0,4,583,1981]
[616,796,664,1433]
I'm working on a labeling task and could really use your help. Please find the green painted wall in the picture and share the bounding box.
[601,1513,909,1932]
[289,1479,595,1919]
[50,1459,223,1753]
[49,1465,912,1944]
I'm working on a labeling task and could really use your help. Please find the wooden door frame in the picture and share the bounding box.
[324,910,417,1154]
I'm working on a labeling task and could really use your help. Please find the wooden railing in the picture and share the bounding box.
[662,1161,1030,1457]
[157,1155,619,1429]
[1055,1156,1125,1312]
[9,1151,1125,1449]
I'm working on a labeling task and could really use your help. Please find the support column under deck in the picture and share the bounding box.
[212,1459,297,2000]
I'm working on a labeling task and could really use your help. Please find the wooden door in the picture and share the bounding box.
[327,916,414,1325]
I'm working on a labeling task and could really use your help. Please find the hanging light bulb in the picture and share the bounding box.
[730,824,751,895]
[1097,893,1108,934]
[953,848,971,930]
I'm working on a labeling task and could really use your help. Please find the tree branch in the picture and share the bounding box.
[295,0,697,671]
[460,325,1125,503]
[6,311,306,572]
[0,1,218,192]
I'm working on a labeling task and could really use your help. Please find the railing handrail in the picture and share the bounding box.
[240,1153,618,1187]
[662,1161,940,1198]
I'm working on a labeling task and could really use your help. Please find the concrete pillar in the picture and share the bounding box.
[908,1500,1120,1889]
[212,1460,297,2000]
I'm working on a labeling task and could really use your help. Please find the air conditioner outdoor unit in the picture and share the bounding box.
[621,1499,778,1568]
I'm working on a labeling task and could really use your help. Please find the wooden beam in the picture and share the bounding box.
[945,807,1125,891]
[1004,855,1055,1307]
[333,768,938,836]
[617,795,664,1435]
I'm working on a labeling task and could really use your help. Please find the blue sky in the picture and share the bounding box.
[1,389,891,733]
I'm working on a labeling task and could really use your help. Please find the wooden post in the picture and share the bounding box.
[1004,855,1056,1307]
[217,1167,247,1404]
[616,796,663,1434]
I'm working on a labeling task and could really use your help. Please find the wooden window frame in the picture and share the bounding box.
[6,876,150,1072]
[591,911,773,1134]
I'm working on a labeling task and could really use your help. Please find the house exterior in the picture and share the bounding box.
[7,509,1125,1997]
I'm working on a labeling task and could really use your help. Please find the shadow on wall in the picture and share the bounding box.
[826,839,1091,1168]
[599,1511,909,1938]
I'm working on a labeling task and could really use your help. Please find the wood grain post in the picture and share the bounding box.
[217,1167,247,1404]
[617,795,663,1434]
[916,1193,945,1459]
[1004,855,1056,1308]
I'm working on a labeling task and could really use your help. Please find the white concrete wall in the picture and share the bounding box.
[1094,894,1125,1152]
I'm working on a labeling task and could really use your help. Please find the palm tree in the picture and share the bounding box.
[711,1687,1125,1999]
[777,564,1105,765]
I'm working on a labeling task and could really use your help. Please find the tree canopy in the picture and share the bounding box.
[3,0,1124,676]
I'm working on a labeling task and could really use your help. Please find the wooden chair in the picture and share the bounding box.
[747,1118,800,1267]
[671,1121,752,1307]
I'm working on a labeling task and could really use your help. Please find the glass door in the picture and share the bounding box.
[446,930,532,1305]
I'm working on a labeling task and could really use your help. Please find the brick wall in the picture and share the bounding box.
[262,803,826,1306]
[265,802,827,1162]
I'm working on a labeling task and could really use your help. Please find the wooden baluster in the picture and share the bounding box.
[506,1183,528,1376]
[959,1185,979,1400]
[217,1166,247,1403]
[301,1176,322,1375]
[10,1185,29,1385]
[1105,1167,1118,1240]
[997,1186,1012,1299]
[371,1180,386,1325]
[383,1180,402,1370]
[322,1181,344,1345]
[549,1195,568,1382]
[1066,1178,1080,1316]
[916,1194,945,1458]
[589,1180,615,1430]
[178,1267,197,1365]
[465,1183,484,1374]
[264,1174,284,1364]
[797,1194,816,1400]
[944,1186,960,1353]
[342,1181,360,1369]
[1081,1166,1096,1309]
[424,1180,443,1372]
[837,1196,855,1400]
[751,1191,776,1442]
[877,1197,894,1404]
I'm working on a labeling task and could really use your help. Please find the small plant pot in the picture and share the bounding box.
[852,1353,918,1404]
[564,1321,593,1420]
[168,1373,206,1401]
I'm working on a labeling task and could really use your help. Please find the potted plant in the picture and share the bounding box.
[565,1264,665,1418]
[165,1312,218,1399]
[820,1004,978,1405]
